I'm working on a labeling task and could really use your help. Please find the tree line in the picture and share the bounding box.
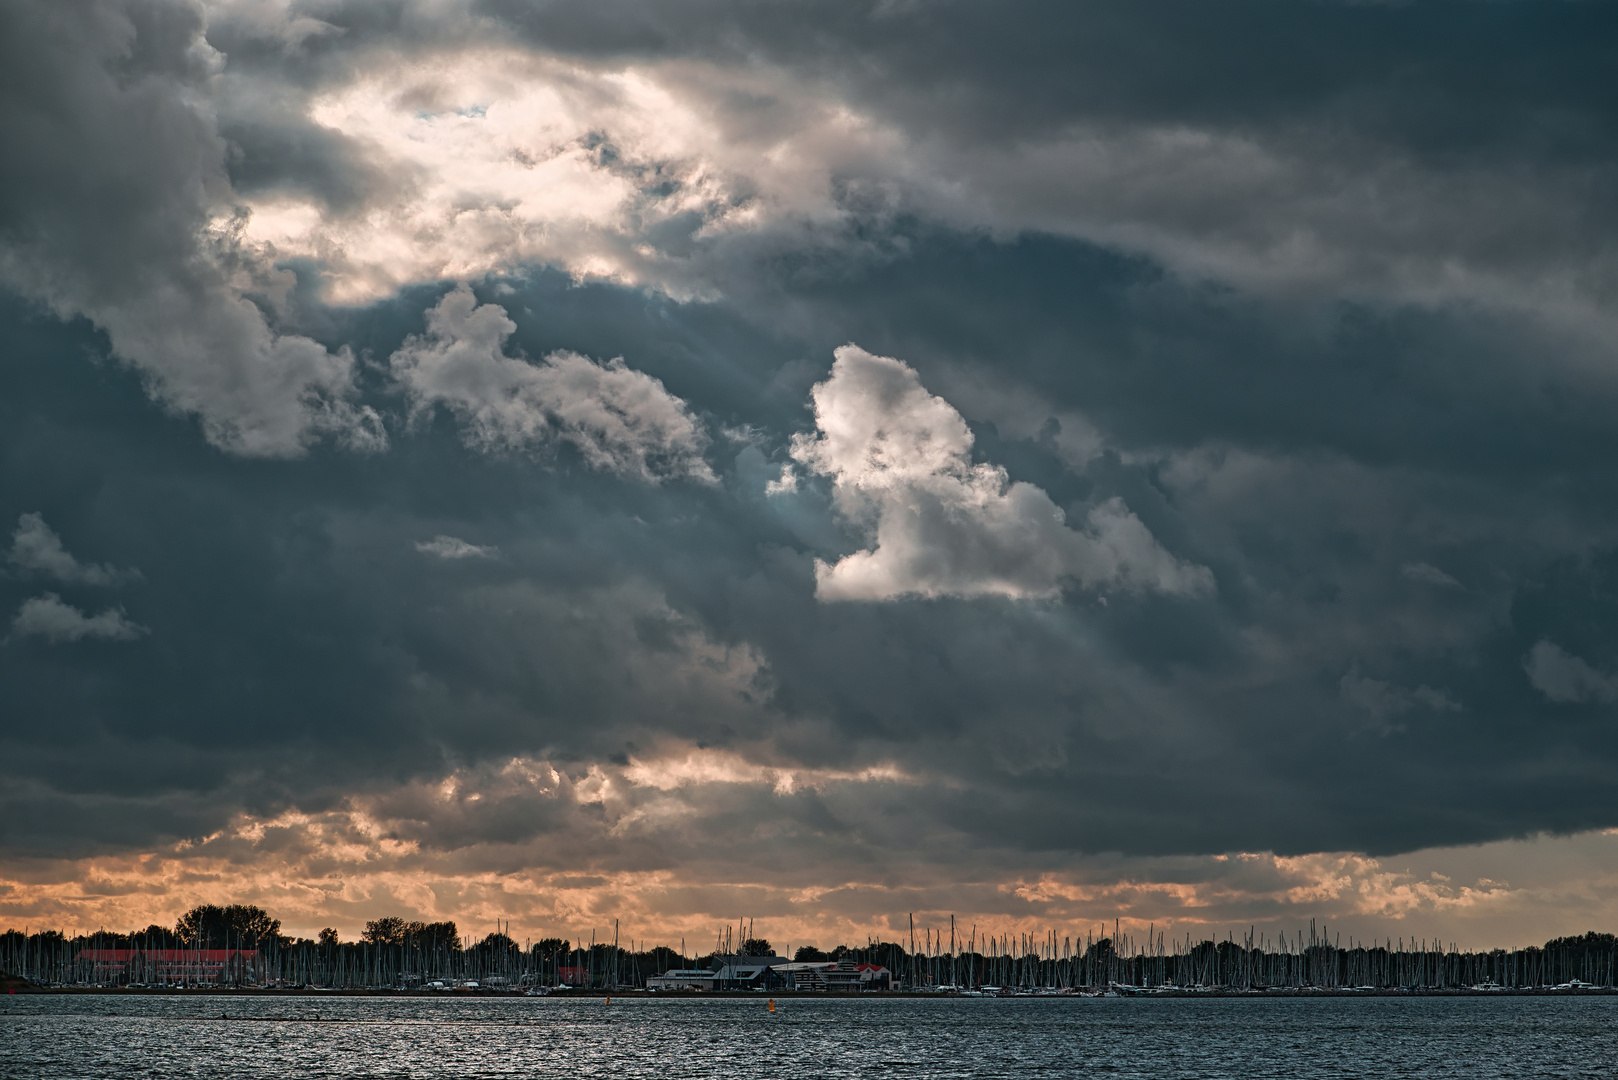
[3,907,1617,990]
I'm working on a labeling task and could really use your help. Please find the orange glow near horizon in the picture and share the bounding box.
[5,777,1617,954]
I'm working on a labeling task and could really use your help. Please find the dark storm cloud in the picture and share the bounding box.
[464,0,1618,295]
[197,0,1618,215]
[8,237,1618,869]
[471,0,1618,147]
[0,0,382,456]
[3,0,1618,902]
[180,0,1618,314]
[222,115,399,213]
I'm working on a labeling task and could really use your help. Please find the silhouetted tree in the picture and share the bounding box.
[407,921,460,947]
[361,918,459,949]
[175,905,280,948]
[476,932,519,954]
[137,924,175,946]
[363,917,407,947]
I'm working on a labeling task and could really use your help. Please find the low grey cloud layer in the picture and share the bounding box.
[416,535,498,561]
[3,0,1618,942]
[11,594,148,644]
[1525,641,1618,705]
[8,513,133,586]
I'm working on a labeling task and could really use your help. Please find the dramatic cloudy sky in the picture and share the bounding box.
[4,0,1618,952]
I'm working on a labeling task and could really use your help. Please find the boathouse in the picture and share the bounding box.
[646,968,720,991]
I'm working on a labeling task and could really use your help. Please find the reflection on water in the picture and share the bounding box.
[1,994,1614,1078]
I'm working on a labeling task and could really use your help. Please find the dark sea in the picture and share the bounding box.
[2,994,1614,1078]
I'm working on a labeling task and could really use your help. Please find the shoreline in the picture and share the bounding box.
[9,986,1618,998]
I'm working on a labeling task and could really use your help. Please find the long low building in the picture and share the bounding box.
[648,957,892,992]
[72,949,261,984]
[709,957,791,989]
[648,955,792,990]
[770,961,892,991]
[646,968,721,991]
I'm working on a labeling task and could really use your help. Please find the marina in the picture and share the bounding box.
[7,919,1616,995]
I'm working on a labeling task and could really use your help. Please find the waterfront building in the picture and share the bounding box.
[645,968,720,991]
[70,948,261,985]
[648,956,892,992]
[707,956,791,989]
[768,960,891,991]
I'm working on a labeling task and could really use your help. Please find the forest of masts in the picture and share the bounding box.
[5,917,1616,992]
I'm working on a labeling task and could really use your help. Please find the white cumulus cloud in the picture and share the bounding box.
[1524,641,1618,704]
[7,513,133,586]
[11,594,148,644]
[390,286,714,484]
[790,344,1214,602]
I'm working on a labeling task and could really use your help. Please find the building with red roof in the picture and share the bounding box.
[72,948,261,985]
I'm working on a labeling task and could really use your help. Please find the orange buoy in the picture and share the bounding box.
[605,996,611,1005]
[768,999,775,1013]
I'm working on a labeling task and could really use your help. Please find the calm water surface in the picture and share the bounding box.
[1,994,1614,1078]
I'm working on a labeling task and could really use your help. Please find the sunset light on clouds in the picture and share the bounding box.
[6,0,1618,959]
